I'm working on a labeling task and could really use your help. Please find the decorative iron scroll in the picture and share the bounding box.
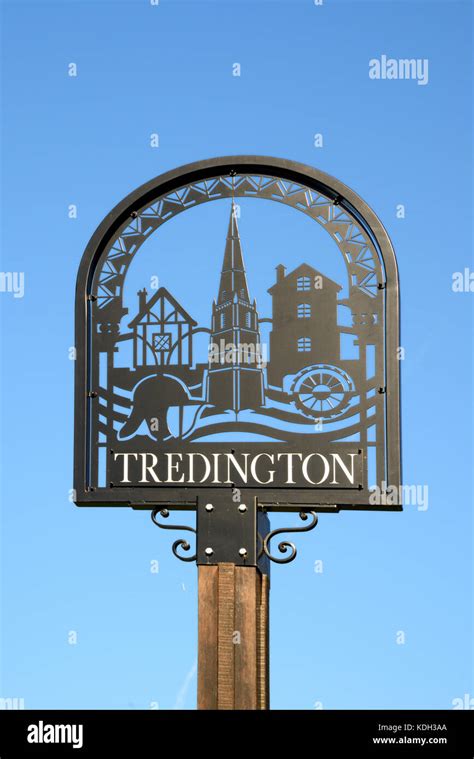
[260,511,319,564]
[151,508,197,562]
[75,157,401,510]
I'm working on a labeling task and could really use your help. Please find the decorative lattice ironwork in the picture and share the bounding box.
[94,174,381,317]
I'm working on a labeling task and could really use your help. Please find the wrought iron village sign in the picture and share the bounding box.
[74,156,401,511]
[74,156,402,709]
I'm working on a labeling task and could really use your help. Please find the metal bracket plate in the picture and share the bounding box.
[196,494,270,573]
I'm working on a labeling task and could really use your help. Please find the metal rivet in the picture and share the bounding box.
[239,548,247,557]
[238,504,247,513]
[205,503,214,512]
[205,547,214,556]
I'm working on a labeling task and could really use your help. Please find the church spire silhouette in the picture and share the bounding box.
[217,203,250,305]
[206,202,265,413]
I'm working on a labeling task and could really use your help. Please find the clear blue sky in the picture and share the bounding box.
[1,0,472,710]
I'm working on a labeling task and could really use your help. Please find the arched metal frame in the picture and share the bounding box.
[74,156,401,510]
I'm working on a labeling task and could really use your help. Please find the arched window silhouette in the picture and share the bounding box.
[297,337,311,352]
[297,276,311,292]
[298,303,311,319]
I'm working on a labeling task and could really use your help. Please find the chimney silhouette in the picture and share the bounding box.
[138,288,148,312]
[276,264,286,283]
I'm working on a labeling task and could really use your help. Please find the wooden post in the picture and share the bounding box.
[198,563,269,710]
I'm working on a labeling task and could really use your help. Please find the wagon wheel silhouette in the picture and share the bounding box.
[290,364,355,419]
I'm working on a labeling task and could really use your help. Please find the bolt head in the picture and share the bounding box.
[205,503,214,512]
[205,547,214,556]
[238,504,247,512]
[239,548,247,557]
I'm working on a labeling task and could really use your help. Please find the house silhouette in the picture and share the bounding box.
[128,287,197,369]
[267,263,342,387]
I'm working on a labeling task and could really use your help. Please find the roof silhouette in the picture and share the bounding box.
[128,286,197,328]
[268,262,342,294]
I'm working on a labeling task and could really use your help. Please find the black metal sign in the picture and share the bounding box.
[74,157,401,511]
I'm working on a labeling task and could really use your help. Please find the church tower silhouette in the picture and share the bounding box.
[206,203,265,412]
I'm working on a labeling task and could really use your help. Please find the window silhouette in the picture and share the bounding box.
[298,303,311,318]
[297,276,311,291]
[152,333,171,352]
[298,337,311,352]
[220,312,226,329]
[245,311,252,328]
